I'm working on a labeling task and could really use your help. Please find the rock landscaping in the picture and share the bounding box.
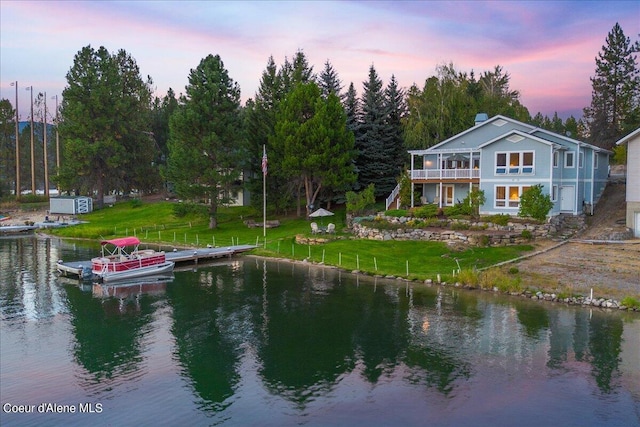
[351,214,586,246]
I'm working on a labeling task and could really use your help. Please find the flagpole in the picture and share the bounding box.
[262,145,267,238]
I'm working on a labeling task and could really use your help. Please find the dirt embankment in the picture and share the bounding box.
[513,174,640,300]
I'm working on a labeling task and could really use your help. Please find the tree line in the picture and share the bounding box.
[0,23,637,228]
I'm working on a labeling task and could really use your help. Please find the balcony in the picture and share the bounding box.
[410,168,480,181]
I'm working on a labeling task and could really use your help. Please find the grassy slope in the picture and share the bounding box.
[49,199,533,283]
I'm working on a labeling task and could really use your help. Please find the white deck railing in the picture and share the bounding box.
[385,183,401,210]
[411,169,480,180]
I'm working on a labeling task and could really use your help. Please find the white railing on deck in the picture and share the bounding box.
[385,183,401,210]
[411,169,480,180]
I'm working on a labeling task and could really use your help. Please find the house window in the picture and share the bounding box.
[553,151,559,168]
[552,185,558,202]
[496,151,534,175]
[565,151,575,168]
[496,153,507,174]
[579,151,584,168]
[594,153,599,168]
[495,185,530,209]
[522,152,534,173]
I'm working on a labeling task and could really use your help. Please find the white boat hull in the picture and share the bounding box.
[98,261,175,282]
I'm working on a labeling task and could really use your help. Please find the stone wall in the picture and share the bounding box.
[351,214,586,246]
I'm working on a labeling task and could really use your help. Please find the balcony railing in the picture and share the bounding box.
[411,168,480,180]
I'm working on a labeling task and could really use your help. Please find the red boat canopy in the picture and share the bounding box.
[100,237,141,247]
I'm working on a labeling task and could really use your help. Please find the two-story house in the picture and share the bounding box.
[387,114,611,218]
[615,127,640,237]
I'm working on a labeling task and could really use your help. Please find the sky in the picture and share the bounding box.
[1,0,639,122]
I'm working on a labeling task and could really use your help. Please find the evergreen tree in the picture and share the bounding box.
[245,56,292,214]
[383,75,407,190]
[278,50,315,95]
[344,82,360,136]
[150,88,178,194]
[0,99,16,197]
[319,60,343,100]
[583,23,640,149]
[355,65,388,196]
[271,82,355,216]
[57,45,155,206]
[564,116,579,139]
[167,54,244,229]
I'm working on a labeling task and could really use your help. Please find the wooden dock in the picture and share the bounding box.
[56,244,256,279]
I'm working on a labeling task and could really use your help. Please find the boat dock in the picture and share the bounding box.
[56,244,257,279]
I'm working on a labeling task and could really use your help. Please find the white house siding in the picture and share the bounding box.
[626,132,640,236]
[615,128,640,237]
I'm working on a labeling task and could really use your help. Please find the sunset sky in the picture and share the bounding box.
[1,0,638,121]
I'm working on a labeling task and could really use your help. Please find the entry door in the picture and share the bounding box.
[560,186,575,212]
[443,185,454,206]
[635,212,640,237]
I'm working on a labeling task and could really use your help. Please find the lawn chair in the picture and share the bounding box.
[327,223,336,234]
[311,222,319,234]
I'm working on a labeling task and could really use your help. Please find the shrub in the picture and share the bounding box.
[386,209,408,218]
[346,183,375,215]
[414,204,439,218]
[466,188,486,219]
[519,184,553,221]
[478,235,490,247]
[451,221,470,230]
[443,204,469,217]
[457,269,480,286]
[19,194,49,204]
[479,268,521,292]
[130,198,142,208]
[484,214,510,226]
[521,229,532,240]
[621,296,640,309]
[422,218,448,228]
[397,170,418,209]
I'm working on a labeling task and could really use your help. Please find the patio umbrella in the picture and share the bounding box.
[309,208,334,225]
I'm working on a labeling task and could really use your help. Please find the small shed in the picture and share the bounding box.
[49,196,93,215]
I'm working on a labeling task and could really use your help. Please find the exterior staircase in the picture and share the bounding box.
[385,184,401,210]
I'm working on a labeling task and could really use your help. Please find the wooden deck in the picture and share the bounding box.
[56,244,256,279]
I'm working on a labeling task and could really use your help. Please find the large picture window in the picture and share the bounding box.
[495,151,534,175]
[495,185,531,208]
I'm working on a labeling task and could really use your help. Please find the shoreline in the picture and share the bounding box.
[244,253,640,314]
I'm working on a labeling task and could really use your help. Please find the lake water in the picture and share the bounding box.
[1,235,639,426]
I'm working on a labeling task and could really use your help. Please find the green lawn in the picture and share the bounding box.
[50,199,533,282]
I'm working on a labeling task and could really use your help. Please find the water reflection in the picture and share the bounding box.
[1,237,638,426]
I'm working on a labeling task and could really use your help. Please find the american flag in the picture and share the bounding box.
[261,146,268,176]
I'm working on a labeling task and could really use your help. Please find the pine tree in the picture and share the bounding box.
[271,82,355,216]
[583,23,640,149]
[383,75,407,191]
[245,56,291,213]
[319,60,343,100]
[58,45,155,206]
[355,65,387,196]
[167,54,244,229]
[0,99,16,197]
[344,82,360,136]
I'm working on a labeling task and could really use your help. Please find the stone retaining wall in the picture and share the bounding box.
[352,214,586,246]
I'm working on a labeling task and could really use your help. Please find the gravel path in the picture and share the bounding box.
[513,177,640,300]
